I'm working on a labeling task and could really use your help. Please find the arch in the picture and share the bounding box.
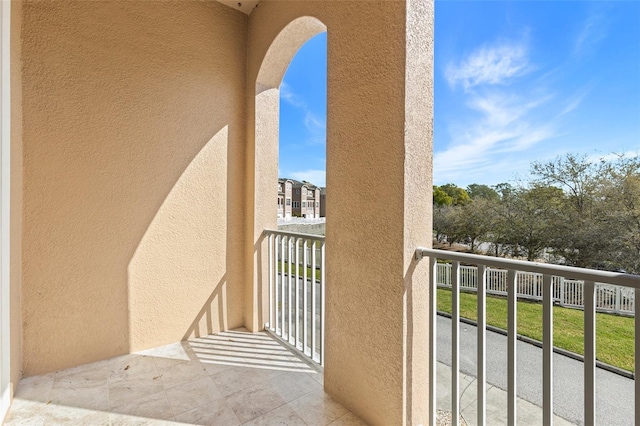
[256,17,326,92]
[246,4,433,423]
[246,15,327,333]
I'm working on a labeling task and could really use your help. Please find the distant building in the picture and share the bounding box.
[319,187,326,217]
[292,180,320,219]
[278,178,322,219]
[277,178,292,219]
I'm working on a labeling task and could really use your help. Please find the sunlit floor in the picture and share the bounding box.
[6,329,365,425]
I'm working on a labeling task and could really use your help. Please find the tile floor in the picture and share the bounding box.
[6,329,366,425]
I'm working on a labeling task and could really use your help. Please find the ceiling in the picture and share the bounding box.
[215,0,260,15]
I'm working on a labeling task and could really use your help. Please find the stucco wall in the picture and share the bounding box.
[10,0,23,391]
[247,2,432,424]
[20,1,247,375]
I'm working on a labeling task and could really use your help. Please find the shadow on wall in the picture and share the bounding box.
[183,274,228,340]
[254,233,267,332]
[128,125,243,352]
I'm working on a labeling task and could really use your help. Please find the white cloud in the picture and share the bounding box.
[304,111,324,130]
[587,150,640,164]
[557,83,592,117]
[280,82,326,146]
[289,169,326,187]
[574,7,609,57]
[280,82,306,108]
[434,90,556,184]
[446,40,531,91]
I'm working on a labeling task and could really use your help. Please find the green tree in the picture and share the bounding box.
[433,205,464,245]
[457,198,493,253]
[599,155,640,273]
[531,153,599,215]
[466,184,499,201]
[439,183,471,206]
[433,186,453,206]
[531,154,612,268]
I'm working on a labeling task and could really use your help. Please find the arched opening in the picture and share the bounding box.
[247,4,433,423]
[278,32,326,222]
[247,16,326,333]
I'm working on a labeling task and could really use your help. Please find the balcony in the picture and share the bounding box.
[417,248,640,425]
[3,1,636,424]
[262,230,640,425]
[6,329,363,425]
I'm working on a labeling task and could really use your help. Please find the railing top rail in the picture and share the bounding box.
[264,228,325,241]
[416,247,640,289]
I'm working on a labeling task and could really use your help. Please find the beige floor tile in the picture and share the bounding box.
[242,403,307,426]
[49,373,109,412]
[54,360,109,381]
[328,412,369,425]
[6,329,362,425]
[43,403,111,425]
[226,382,287,423]
[5,413,46,426]
[158,360,210,390]
[3,399,48,426]
[137,342,195,361]
[210,366,281,397]
[173,398,241,426]
[110,389,174,420]
[108,354,158,382]
[110,412,179,425]
[200,360,235,376]
[288,388,348,426]
[310,370,324,384]
[165,376,224,416]
[189,339,301,359]
[15,373,56,403]
[108,371,165,408]
[268,371,322,402]
[152,356,194,371]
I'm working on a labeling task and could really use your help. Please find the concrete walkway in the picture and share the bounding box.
[437,362,574,425]
[437,315,635,425]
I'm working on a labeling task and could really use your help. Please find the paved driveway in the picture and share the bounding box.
[436,315,634,426]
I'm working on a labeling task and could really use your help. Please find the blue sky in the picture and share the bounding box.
[279,1,640,188]
[278,33,327,187]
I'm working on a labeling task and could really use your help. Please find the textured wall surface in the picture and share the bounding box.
[15,1,434,422]
[20,1,247,375]
[10,0,23,391]
[247,2,433,424]
[244,12,325,332]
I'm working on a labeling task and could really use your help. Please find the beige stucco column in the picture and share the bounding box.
[245,14,326,332]
[323,2,433,425]
[248,1,433,424]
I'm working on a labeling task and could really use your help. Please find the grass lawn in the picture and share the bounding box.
[437,288,635,373]
[278,263,321,281]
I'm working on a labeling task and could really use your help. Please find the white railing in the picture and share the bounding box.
[416,248,640,426]
[436,263,635,315]
[264,229,325,367]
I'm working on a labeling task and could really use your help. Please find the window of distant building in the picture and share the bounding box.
[293,201,300,208]
[286,198,291,206]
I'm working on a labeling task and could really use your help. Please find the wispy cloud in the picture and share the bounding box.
[280,82,326,146]
[289,169,326,187]
[573,6,610,57]
[587,150,640,164]
[558,86,590,116]
[435,88,556,184]
[434,32,598,185]
[280,82,306,108]
[445,39,531,91]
